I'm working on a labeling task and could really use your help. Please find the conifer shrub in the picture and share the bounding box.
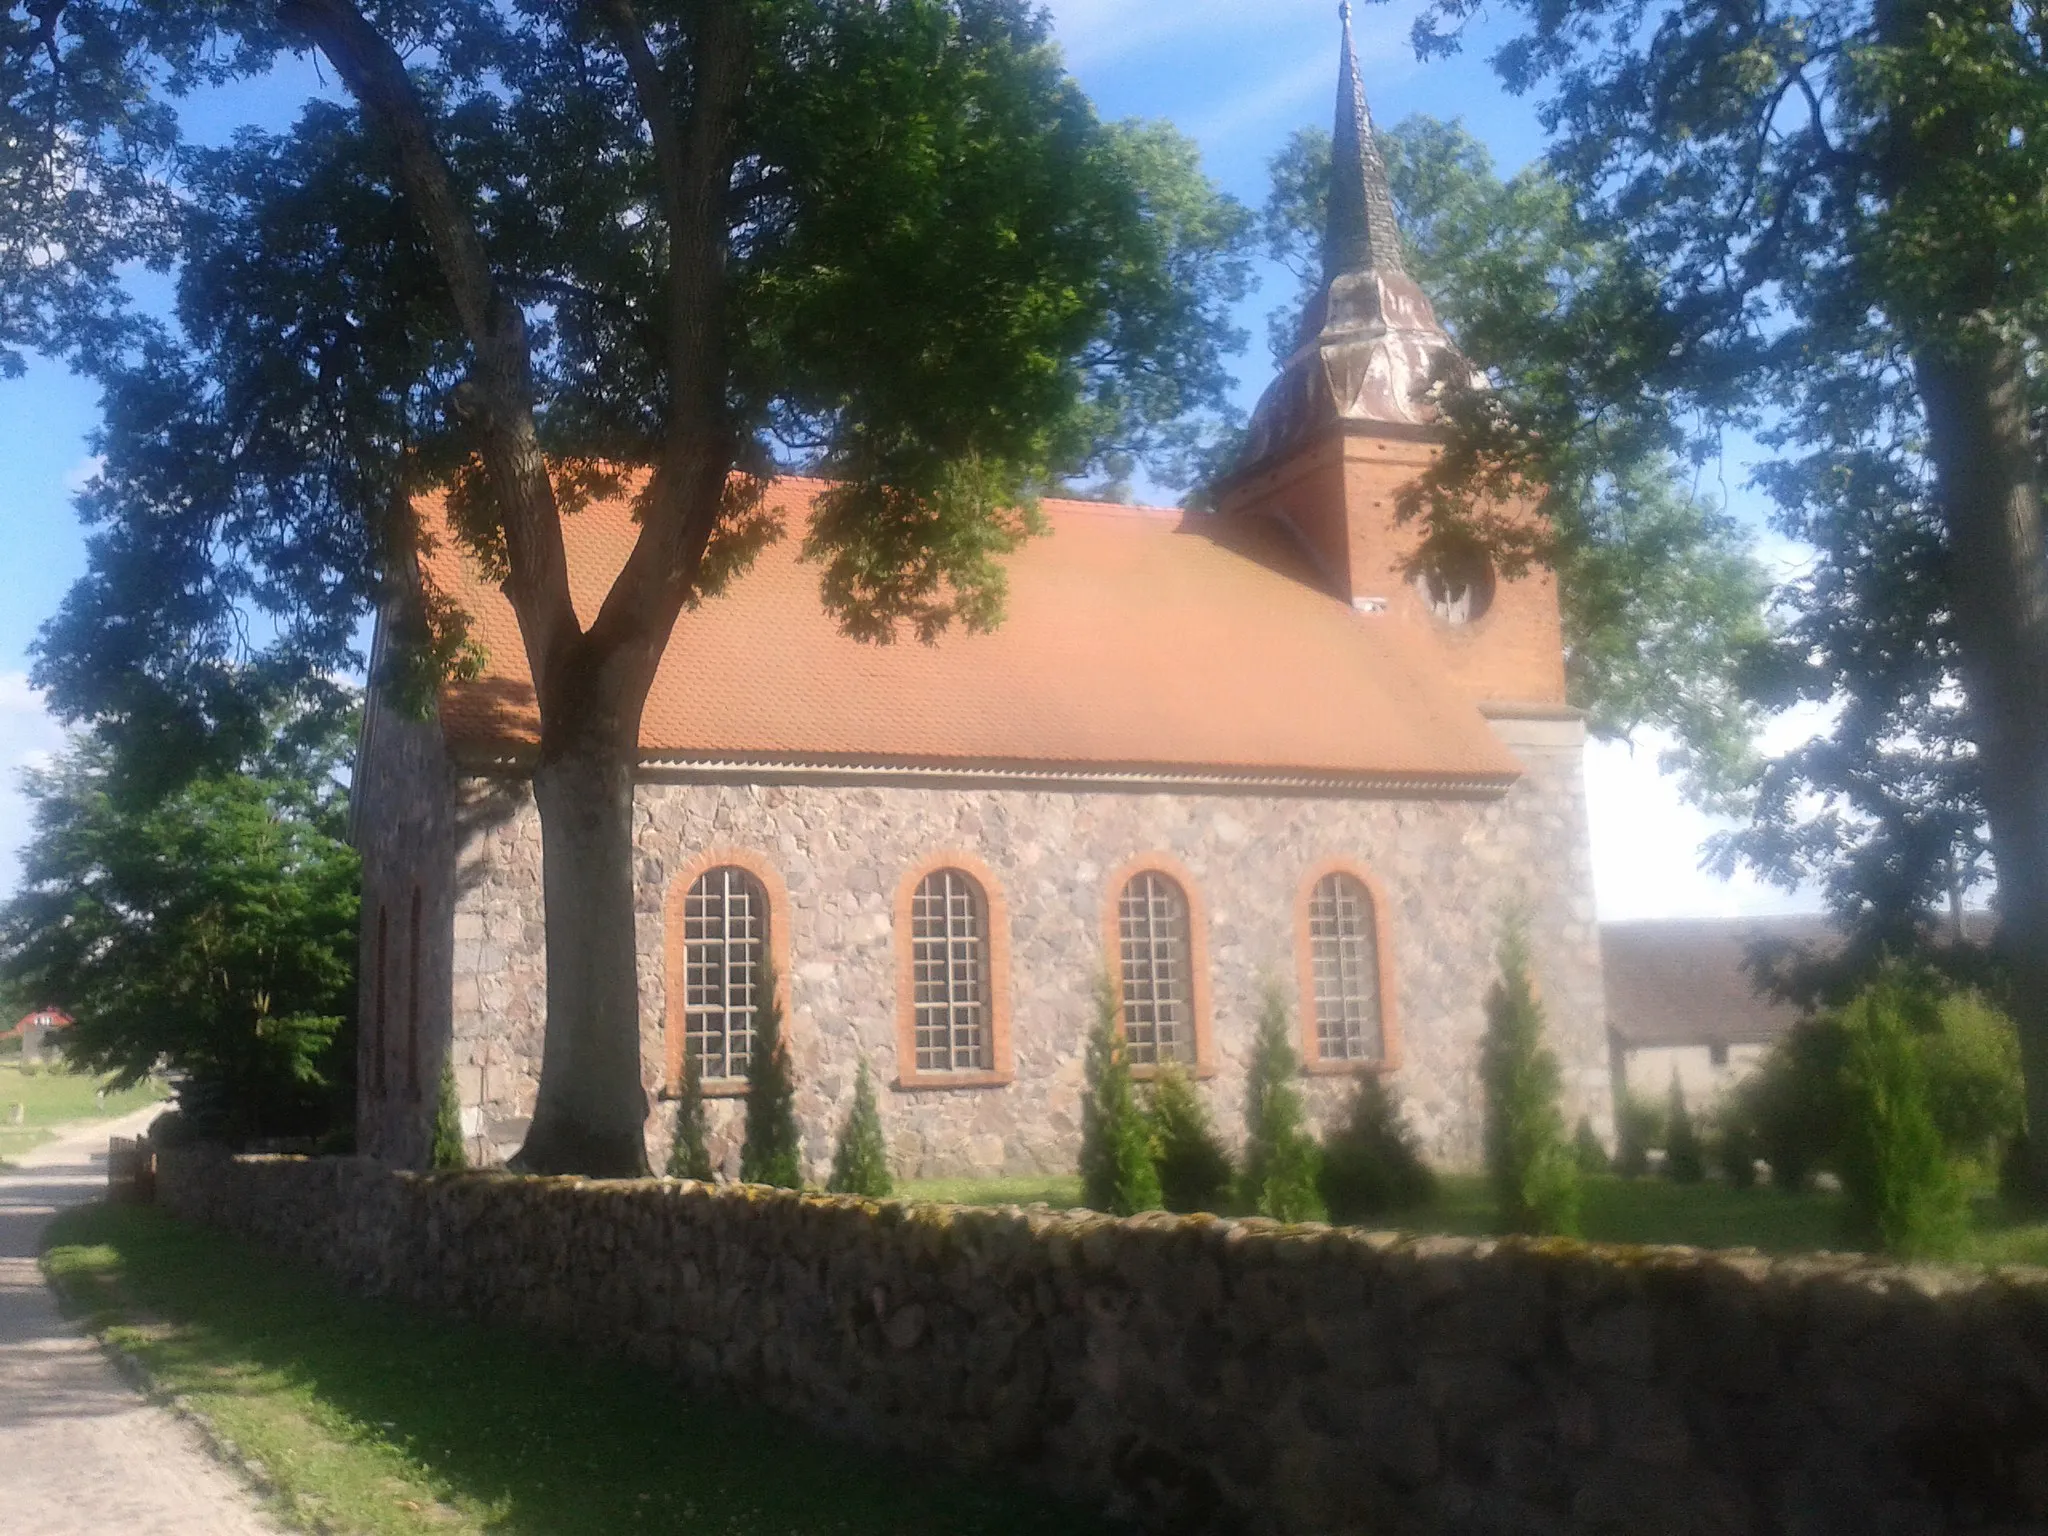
[1079,974,1162,1214]
[1717,1112,1759,1189]
[666,1044,713,1181]
[1835,980,1967,1257]
[430,1060,466,1172]
[1147,1060,1232,1214]
[1480,919,1580,1236]
[827,1058,893,1198]
[1238,985,1326,1223]
[1573,1115,1610,1176]
[1613,1085,1659,1179]
[1318,1073,1435,1223]
[1664,1075,1705,1183]
[740,958,802,1188]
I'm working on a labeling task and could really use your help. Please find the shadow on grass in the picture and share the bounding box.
[44,1203,1119,1536]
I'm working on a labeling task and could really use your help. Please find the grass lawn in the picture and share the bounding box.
[897,1170,2048,1266]
[0,1060,168,1166]
[42,1202,1117,1536]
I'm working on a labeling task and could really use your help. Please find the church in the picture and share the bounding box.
[350,16,1611,1179]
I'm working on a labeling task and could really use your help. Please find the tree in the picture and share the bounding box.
[666,1043,713,1180]
[1664,1074,1704,1183]
[1572,1115,1609,1176]
[1407,0,2048,1179]
[27,2,1252,1175]
[740,957,800,1189]
[1239,986,1326,1223]
[1480,919,1580,1236]
[1319,1074,1436,1222]
[1147,1060,1232,1214]
[431,1059,467,1171]
[1835,980,1969,1257]
[1079,974,1162,1216]
[1258,117,1770,799]
[0,733,358,1145]
[827,1058,891,1198]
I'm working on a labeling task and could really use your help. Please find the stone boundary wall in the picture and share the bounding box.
[157,1151,2048,1535]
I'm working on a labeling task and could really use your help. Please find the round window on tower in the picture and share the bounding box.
[1413,537,1496,627]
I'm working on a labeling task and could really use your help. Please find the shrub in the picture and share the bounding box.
[1147,1061,1232,1214]
[827,1059,893,1198]
[666,1045,713,1181]
[1319,1074,1435,1222]
[1746,1016,1850,1190]
[1480,919,1579,1236]
[1918,990,2024,1162]
[1664,1075,1704,1183]
[1717,1111,1759,1189]
[1079,974,1162,1215]
[430,1060,466,1171]
[1239,985,1326,1223]
[1613,1085,1658,1179]
[740,958,802,1188]
[1835,979,1967,1257]
[1573,1115,1609,1176]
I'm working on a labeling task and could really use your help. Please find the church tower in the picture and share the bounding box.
[1216,3,1568,718]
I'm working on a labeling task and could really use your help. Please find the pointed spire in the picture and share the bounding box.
[1326,1,1408,281]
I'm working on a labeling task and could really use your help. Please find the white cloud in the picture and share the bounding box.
[0,673,67,903]
[1585,727,1824,921]
[61,454,104,495]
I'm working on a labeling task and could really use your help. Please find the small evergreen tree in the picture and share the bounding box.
[1079,974,1163,1215]
[740,957,802,1188]
[1480,919,1580,1236]
[1664,1074,1705,1183]
[1717,1113,1759,1190]
[1148,1060,1232,1214]
[1613,1084,1658,1179]
[1319,1073,1436,1223]
[828,1058,893,1198]
[431,1059,467,1172]
[1239,985,1326,1223]
[1836,981,1967,1258]
[666,1044,714,1181]
[1573,1115,1610,1176]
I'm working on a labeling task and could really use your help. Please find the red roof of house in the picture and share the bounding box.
[423,476,1521,788]
[9,1009,72,1036]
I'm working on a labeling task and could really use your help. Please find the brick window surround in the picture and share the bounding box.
[1295,859,1402,1075]
[893,851,1014,1091]
[1101,855,1215,1080]
[663,849,793,1099]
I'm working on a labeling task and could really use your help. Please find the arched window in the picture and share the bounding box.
[1116,871,1196,1067]
[1306,870,1383,1062]
[682,865,768,1080]
[909,868,992,1073]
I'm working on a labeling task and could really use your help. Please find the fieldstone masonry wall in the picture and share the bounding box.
[158,1150,2048,1535]
[439,717,1605,1177]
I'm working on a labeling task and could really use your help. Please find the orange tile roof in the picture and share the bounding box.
[422,477,1521,788]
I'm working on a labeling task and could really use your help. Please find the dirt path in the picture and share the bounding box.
[0,1108,282,1535]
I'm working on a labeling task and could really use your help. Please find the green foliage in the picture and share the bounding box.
[1319,1075,1436,1223]
[828,1060,893,1200]
[1239,986,1326,1224]
[740,960,801,1190]
[0,734,357,1145]
[1718,1115,1759,1191]
[1613,1085,1658,1179]
[1145,1061,1232,1215]
[1664,1076,1705,1183]
[1742,1018,1850,1192]
[431,1061,467,1172]
[666,1046,714,1182]
[1480,921,1580,1236]
[1917,991,2025,1164]
[1573,1116,1610,1176]
[1078,976,1162,1216]
[1835,983,1969,1258]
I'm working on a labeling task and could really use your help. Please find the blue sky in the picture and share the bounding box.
[0,0,1819,920]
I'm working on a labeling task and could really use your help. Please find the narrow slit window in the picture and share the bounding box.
[683,867,767,1080]
[407,886,423,1099]
[1308,871,1383,1062]
[373,904,389,1098]
[1117,872,1195,1067]
[910,869,991,1073]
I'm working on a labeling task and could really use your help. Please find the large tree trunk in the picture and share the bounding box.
[1915,334,2048,1182]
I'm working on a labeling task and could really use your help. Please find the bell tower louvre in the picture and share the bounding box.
[1215,3,1568,717]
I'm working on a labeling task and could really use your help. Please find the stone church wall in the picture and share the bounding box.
[158,1149,2048,1536]
[446,716,1605,1179]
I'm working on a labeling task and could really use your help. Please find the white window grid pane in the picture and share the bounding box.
[682,867,763,1079]
[1310,872,1381,1062]
[1117,872,1194,1066]
[912,870,989,1073]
